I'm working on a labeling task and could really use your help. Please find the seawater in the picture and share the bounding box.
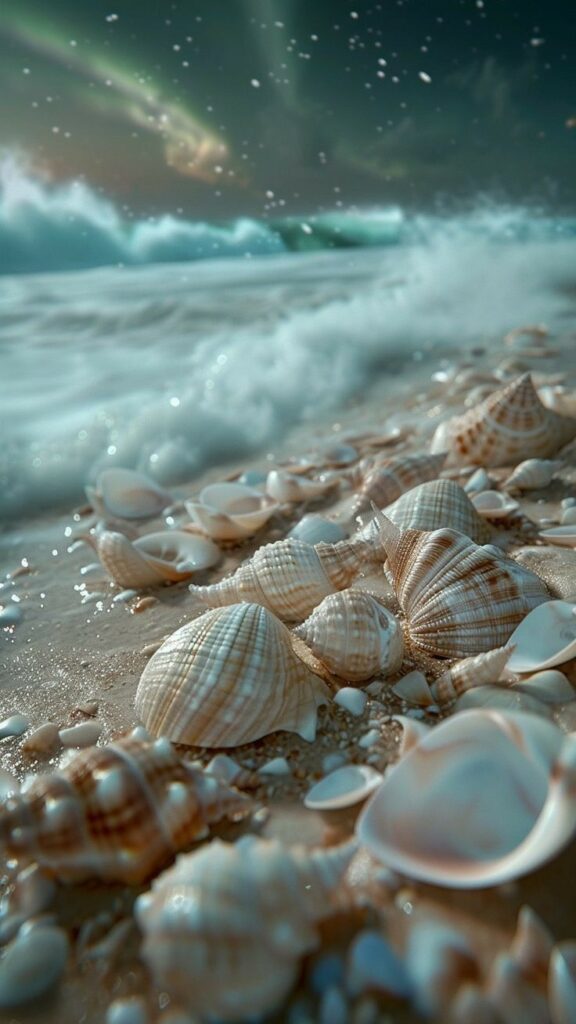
[1,199,576,523]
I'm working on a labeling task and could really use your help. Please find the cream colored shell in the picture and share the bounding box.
[295,590,404,682]
[95,530,220,588]
[383,478,491,544]
[431,373,576,468]
[185,481,278,540]
[503,459,563,493]
[136,835,357,1022]
[135,603,330,747]
[0,733,250,884]
[375,513,549,658]
[351,452,447,514]
[86,467,172,519]
[431,645,516,704]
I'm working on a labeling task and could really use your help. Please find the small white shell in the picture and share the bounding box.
[0,714,29,739]
[503,459,563,493]
[463,468,493,494]
[266,469,335,503]
[95,530,221,588]
[185,482,277,540]
[516,670,575,704]
[391,671,433,706]
[0,925,69,1007]
[383,478,492,544]
[506,601,576,673]
[539,526,576,548]
[470,490,520,519]
[304,765,383,810]
[88,468,172,519]
[288,514,348,545]
[58,721,103,748]
[454,685,552,718]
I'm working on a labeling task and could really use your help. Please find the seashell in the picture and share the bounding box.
[549,941,576,1024]
[503,458,563,493]
[0,714,29,739]
[463,467,494,494]
[185,482,277,540]
[404,917,478,1019]
[391,670,433,706]
[561,506,576,525]
[515,670,575,704]
[94,530,220,588]
[512,545,576,603]
[190,535,381,622]
[510,906,554,988]
[334,687,367,716]
[351,452,447,515]
[470,490,520,519]
[21,723,62,758]
[506,601,576,673]
[58,721,102,748]
[288,514,348,545]
[374,513,549,657]
[86,467,172,519]
[345,929,413,999]
[539,525,576,548]
[383,479,492,543]
[431,645,515,704]
[0,732,250,884]
[356,709,576,888]
[454,686,552,718]
[451,984,501,1024]
[504,323,549,348]
[135,603,330,747]
[486,953,550,1024]
[295,591,404,682]
[0,925,69,1008]
[430,373,576,468]
[304,765,384,810]
[136,835,357,1022]
[266,469,336,503]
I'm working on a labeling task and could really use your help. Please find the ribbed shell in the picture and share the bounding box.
[190,536,380,621]
[352,452,447,514]
[384,479,491,544]
[136,835,356,1022]
[135,603,330,747]
[295,590,404,682]
[376,516,549,658]
[0,733,249,884]
[431,373,576,468]
[96,530,220,588]
[431,645,515,704]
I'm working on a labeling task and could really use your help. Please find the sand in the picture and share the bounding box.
[1,335,576,1023]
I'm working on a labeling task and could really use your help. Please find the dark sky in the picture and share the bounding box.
[1,0,575,219]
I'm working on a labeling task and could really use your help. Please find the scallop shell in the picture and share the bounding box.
[185,482,277,540]
[506,601,576,673]
[503,459,563,493]
[86,468,172,519]
[135,603,330,747]
[136,835,357,1022]
[357,709,576,887]
[266,469,336,503]
[0,732,250,884]
[95,530,221,588]
[295,590,404,682]
[189,535,381,622]
[351,452,447,515]
[383,479,492,543]
[431,373,576,468]
[374,513,549,657]
[431,645,516,704]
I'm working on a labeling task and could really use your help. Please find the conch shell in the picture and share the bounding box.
[92,530,220,588]
[0,732,250,884]
[350,452,447,515]
[136,835,357,1022]
[430,644,516,704]
[374,513,549,657]
[135,603,330,747]
[503,459,563,493]
[189,536,382,622]
[295,590,404,682]
[86,467,172,519]
[357,709,576,887]
[431,373,576,468]
[383,478,491,544]
[185,482,277,540]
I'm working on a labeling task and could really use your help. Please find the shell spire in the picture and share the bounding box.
[314,535,385,590]
[431,644,516,704]
[350,452,447,516]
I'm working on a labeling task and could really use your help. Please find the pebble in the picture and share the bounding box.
[0,925,69,1007]
[74,700,99,717]
[106,995,150,1024]
[0,714,29,740]
[205,753,242,783]
[258,757,291,776]
[0,767,20,799]
[59,721,102,748]
[0,605,23,627]
[318,985,348,1024]
[346,929,412,999]
[112,589,139,603]
[334,688,367,717]
[322,752,348,774]
[358,728,380,749]
[561,507,576,525]
[561,497,576,509]
[364,681,384,697]
[21,722,61,756]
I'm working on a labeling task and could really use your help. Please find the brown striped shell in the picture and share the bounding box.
[350,452,447,515]
[431,645,516,704]
[383,478,492,544]
[375,513,549,658]
[135,603,330,747]
[136,835,357,1022]
[431,373,576,468]
[295,590,404,682]
[0,732,250,884]
[189,536,381,622]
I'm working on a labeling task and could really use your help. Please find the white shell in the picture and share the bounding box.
[88,468,172,519]
[506,601,576,673]
[404,917,477,1019]
[304,765,383,810]
[503,459,563,493]
[539,526,576,548]
[0,925,69,1007]
[136,835,356,1022]
[516,670,575,704]
[391,670,433,706]
[356,709,576,887]
[470,490,520,519]
[454,686,552,718]
[549,942,576,1024]
[463,468,493,494]
[95,530,221,588]
[266,469,335,503]
[288,514,348,545]
[185,482,277,540]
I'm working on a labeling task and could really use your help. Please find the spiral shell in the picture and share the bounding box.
[185,482,277,540]
[351,452,447,514]
[431,373,576,468]
[135,603,330,747]
[383,479,491,544]
[503,459,563,493]
[266,469,336,503]
[374,513,549,658]
[86,467,172,519]
[189,536,381,621]
[295,590,404,682]
[94,530,221,588]
[136,835,357,1022]
[0,732,250,884]
[431,645,516,704]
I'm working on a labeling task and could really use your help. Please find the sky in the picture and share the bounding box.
[1,0,575,222]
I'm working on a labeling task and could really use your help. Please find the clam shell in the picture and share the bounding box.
[539,526,576,549]
[506,601,576,673]
[136,835,357,1021]
[375,514,549,658]
[351,452,447,515]
[470,490,520,519]
[185,482,277,540]
[135,603,330,747]
[503,459,563,493]
[304,764,384,810]
[384,479,492,543]
[431,373,576,468]
[266,469,335,503]
[0,733,250,884]
[96,530,220,588]
[88,468,172,519]
[295,590,404,682]
[357,709,576,887]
